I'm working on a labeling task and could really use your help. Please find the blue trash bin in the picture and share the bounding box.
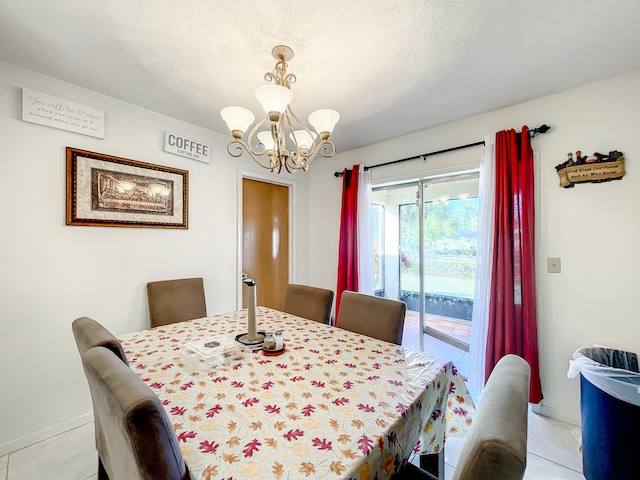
[569,347,640,480]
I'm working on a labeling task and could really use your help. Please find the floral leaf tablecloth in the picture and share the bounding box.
[119,307,475,479]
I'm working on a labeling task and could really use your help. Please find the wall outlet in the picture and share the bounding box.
[547,257,561,273]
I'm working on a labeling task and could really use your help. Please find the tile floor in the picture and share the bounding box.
[0,319,585,480]
[1,422,97,480]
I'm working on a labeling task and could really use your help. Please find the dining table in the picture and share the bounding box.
[118,306,475,479]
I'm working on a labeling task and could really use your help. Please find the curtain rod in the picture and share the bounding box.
[333,124,550,177]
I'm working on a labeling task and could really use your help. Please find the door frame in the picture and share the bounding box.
[236,169,298,309]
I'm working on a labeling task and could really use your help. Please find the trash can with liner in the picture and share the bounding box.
[568,346,640,480]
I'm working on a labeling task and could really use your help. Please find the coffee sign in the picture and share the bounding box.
[163,131,210,163]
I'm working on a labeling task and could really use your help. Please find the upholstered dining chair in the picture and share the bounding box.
[81,346,191,480]
[72,317,129,478]
[394,354,531,480]
[336,290,406,345]
[282,283,335,324]
[72,316,128,364]
[147,277,207,328]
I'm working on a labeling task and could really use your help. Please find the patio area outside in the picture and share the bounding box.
[404,310,471,350]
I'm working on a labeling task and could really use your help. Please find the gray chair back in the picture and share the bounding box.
[82,346,190,480]
[72,316,128,364]
[282,283,334,324]
[147,277,207,328]
[394,354,530,480]
[336,290,406,345]
[72,317,128,478]
[452,354,530,480]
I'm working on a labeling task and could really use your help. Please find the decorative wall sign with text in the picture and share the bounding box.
[555,150,625,188]
[22,88,105,139]
[163,131,211,163]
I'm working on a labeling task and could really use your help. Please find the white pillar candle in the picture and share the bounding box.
[244,277,258,341]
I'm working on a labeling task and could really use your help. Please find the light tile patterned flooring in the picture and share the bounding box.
[0,317,585,480]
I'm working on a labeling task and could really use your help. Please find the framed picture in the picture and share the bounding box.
[66,147,188,228]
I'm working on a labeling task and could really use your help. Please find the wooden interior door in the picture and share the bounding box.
[242,178,289,310]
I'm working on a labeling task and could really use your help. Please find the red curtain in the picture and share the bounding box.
[335,165,360,322]
[485,126,543,404]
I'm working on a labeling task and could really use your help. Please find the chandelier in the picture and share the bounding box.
[220,45,340,174]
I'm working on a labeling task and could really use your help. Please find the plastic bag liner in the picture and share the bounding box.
[567,347,640,407]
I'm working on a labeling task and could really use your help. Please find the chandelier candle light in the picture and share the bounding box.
[220,45,340,173]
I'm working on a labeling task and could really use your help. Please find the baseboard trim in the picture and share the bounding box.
[0,412,93,457]
[531,403,581,427]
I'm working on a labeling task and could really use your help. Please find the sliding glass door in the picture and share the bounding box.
[372,173,479,351]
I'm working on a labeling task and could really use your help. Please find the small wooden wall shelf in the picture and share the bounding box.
[556,151,625,188]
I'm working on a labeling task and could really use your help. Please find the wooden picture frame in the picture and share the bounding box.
[66,147,188,228]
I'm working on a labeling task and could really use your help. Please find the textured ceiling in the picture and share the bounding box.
[1,0,640,152]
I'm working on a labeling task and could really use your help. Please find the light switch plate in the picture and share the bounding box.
[547,257,561,273]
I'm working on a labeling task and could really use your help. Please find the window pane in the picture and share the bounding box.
[421,177,478,348]
[424,196,478,300]
[399,203,418,294]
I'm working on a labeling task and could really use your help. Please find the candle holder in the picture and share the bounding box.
[235,276,265,349]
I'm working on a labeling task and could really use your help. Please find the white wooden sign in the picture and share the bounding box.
[163,131,211,163]
[22,88,104,139]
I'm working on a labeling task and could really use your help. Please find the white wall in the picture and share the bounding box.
[0,61,310,452]
[309,71,640,425]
